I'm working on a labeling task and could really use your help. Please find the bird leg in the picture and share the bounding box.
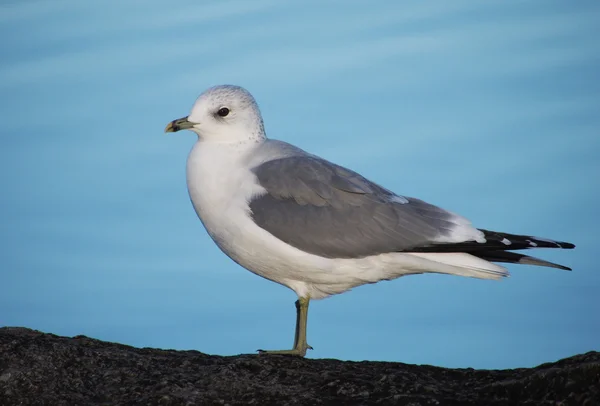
[258,297,312,357]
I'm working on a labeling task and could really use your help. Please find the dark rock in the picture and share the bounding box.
[0,327,598,405]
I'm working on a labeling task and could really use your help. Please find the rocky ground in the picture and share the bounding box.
[0,327,598,405]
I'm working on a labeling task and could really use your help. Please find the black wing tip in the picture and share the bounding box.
[522,237,575,250]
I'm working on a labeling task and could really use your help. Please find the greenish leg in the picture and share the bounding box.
[258,297,313,357]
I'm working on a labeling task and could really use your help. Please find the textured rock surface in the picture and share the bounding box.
[0,327,598,405]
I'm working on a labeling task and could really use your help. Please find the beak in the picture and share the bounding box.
[165,116,195,133]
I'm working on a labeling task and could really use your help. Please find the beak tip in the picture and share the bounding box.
[165,116,193,133]
[164,122,175,133]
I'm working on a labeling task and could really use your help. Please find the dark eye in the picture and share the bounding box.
[217,107,230,117]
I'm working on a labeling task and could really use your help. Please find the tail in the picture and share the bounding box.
[472,250,571,271]
[402,252,510,280]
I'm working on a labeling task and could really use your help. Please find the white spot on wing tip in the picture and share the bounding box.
[526,239,538,247]
[501,238,512,245]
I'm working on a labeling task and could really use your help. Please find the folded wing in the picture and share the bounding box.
[249,155,574,270]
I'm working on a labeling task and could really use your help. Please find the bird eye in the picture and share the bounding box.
[217,107,230,117]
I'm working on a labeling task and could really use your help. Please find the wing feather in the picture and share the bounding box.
[249,156,477,258]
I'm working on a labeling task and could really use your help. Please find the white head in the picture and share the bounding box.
[165,85,266,143]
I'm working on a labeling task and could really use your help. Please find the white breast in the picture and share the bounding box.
[185,140,345,298]
[186,141,261,248]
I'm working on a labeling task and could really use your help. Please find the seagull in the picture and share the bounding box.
[165,85,575,357]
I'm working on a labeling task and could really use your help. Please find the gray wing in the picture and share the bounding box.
[249,155,473,259]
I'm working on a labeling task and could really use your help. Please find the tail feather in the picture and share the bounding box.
[403,252,509,280]
[472,250,572,271]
